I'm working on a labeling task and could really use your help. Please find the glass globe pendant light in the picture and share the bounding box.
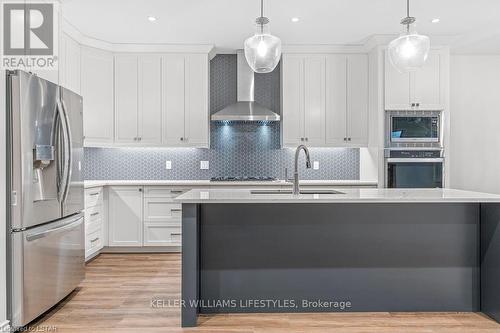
[244,0,282,73]
[388,0,430,73]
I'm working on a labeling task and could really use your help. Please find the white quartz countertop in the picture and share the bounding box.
[84,179,378,189]
[174,188,500,203]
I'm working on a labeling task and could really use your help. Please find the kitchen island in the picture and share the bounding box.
[175,188,500,327]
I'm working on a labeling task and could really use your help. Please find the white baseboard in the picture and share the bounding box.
[101,246,181,253]
[0,320,10,333]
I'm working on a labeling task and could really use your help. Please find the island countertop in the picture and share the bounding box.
[174,188,500,203]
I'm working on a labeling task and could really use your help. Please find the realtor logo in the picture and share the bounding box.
[1,0,58,70]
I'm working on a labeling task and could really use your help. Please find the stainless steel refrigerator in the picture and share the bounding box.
[6,70,85,328]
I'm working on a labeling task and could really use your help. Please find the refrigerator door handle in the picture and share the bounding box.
[60,98,73,204]
[25,216,83,242]
[56,98,71,204]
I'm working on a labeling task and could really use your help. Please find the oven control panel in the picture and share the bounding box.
[386,150,443,158]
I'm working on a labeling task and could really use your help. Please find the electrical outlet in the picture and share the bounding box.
[200,161,209,170]
[313,161,320,170]
[165,161,172,170]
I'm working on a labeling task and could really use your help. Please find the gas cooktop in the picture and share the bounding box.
[210,176,277,182]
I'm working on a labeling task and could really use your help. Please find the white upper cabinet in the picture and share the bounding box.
[346,54,369,145]
[114,55,139,144]
[385,49,445,110]
[138,56,162,144]
[60,33,81,94]
[163,54,186,146]
[303,56,326,146]
[325,55,348,146]
[326,54,368,146]
[162,54,209,148]
[412,52,444,110]
[114,55,163,145]
[184,54,209,147]
[81,47,114,146]
[282,54,326,146]
[283,53,368,147]
[282,54,304,147]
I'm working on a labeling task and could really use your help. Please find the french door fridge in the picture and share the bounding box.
[7,70,85,328]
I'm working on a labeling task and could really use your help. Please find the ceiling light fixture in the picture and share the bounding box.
[291,17,299,22]
[431,18,440,23]
[147,16,157,22]
[387,0,430,73]
[244,0,282,73]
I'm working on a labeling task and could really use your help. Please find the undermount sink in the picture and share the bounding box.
[250,189,345,195]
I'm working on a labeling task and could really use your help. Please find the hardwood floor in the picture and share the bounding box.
[30,253,500,332]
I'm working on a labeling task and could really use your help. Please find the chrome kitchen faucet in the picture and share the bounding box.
[293,145,312,195]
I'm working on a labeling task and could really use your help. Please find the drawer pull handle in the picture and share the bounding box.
[171,209,182,212]
[171,233,182,236]
[90,212,100,217]
[90,237,99,243]
[170,191,184,194]
[89,192,99,196]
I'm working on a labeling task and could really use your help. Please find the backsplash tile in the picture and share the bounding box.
[83,144,359,180]
[83,54,360,181]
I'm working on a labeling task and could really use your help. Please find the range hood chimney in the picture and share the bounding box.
[211,51,280,122]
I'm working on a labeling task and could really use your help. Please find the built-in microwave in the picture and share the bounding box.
[388,112,441,144]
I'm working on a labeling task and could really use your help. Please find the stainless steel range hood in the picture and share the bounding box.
[211,51,280,122]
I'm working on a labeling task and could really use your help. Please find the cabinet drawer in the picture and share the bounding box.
[85,215,102,235]
[144,197,182,222]
[85,205,103,224]
[144,186,187,198]
[85,228,103,256]
[85,187,104,208]
[143,223,181,247]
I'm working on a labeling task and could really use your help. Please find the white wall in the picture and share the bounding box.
[0,70,8,330]
[450,55,500,193]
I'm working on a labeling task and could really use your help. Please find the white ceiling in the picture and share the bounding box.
[61,0,500,53]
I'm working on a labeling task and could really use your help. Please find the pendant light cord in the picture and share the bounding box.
[406,0,410,32]
[260,0,264,34]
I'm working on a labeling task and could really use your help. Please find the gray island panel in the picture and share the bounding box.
[196,203,480,313]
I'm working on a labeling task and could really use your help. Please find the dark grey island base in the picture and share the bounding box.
[181,202,500,327]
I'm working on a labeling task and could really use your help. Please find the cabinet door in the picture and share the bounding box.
[138,56,162,144]
[108,187,143,247]
[326,55,347,145]
[303,56,326,146]
[282,54,304,147]
[384,52,411,110]
[184,54,209,147]
[60,33,81,94]
[347,54,368,145]
[162,55,186,146]
[81,47,114,145]
[114,55,139,144]
[412,51,444,110]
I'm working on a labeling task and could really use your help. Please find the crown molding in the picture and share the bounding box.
[282,44,366,54]
[61,18,214,54]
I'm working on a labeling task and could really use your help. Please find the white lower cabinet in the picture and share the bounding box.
[84,187,105,261]
[107,186,185,249]
[108,186,143,247]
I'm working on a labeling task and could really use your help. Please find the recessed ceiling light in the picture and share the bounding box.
[147,16,157,22]
[291,17,299,23]
[431,18,440,23]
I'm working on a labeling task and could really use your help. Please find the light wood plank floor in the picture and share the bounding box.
[29,253,500,333]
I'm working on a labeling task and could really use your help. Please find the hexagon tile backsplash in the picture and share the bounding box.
[83,123,360,181]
